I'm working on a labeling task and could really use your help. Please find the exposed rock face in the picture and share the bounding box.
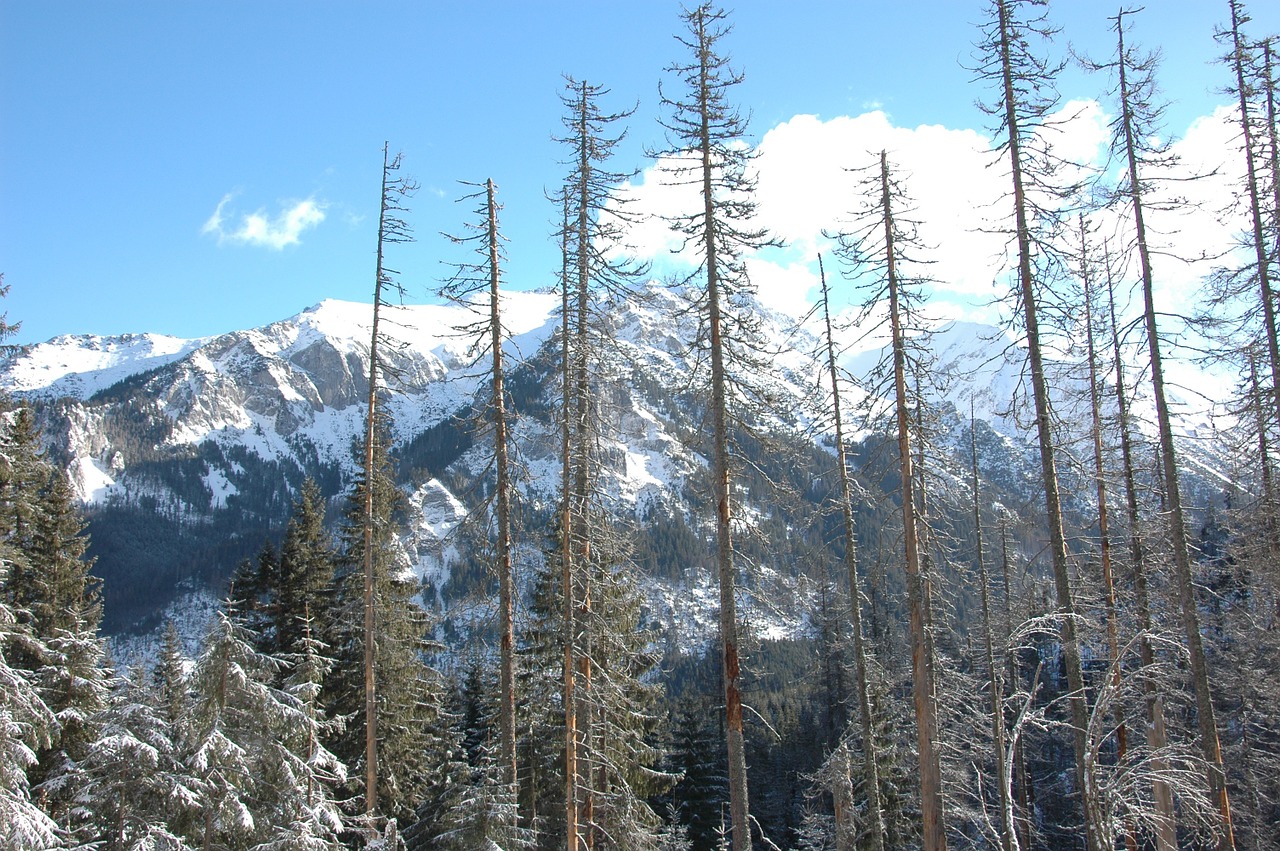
[1,287,1227,642]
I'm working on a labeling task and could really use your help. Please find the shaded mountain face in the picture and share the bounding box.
[1,286,1229,645]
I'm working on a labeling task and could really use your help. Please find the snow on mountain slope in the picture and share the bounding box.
[1,283,1236,648]
[3,332,203,399]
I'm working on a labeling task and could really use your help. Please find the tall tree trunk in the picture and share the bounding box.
[1105,236,1179,851]
[880,151,947,851]
[706,181,751,851]
[1079,221,1134,851]
[1229,1,1280,428]
[361,144,392,820]
[818,254,886,851]
[1248,347,1278,549]
[970,405,1013,851]
[559,198,580,851]
[1118,15,1237,843]
[998,518,1034,851]
[683,12,753,844]
[993,5,1096,846]
[1259,39,1280,547]
[571,80,599,849]
[486,179,518,797]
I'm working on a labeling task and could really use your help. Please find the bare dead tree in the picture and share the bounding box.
[1102,244,1178,851]
[973,3,1098,845]
[438,178,519,831]
[816,254,886,851]
[1221,0,1280,430]
[654,5,779,847]
[830,150,946,851]
[553,73,653,850]
[1108,9,1237,845]
[1074,215,1139,851]
[362,143,416,819]
[969,402,1014,851]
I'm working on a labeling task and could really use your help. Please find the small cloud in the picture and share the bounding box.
[203,193,327,249]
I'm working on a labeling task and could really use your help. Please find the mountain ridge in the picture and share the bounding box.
[0,284,1233,658]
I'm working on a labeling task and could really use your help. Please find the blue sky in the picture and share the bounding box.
[2,1,1276,346]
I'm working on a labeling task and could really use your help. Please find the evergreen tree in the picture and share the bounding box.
[63,668,201,851]
[0,406,56,675]
[257,619,348,851]
[185,611,346,851]
[662,696,730,851]
[516,555,569,850]
[323,412,456,828]
[225,543,278,645]
[153,619,192,730]
[272,480,336,661]
[408,663,523,851]
[0,560,60,850]
[26,467,109,820]
[521,522,669,851]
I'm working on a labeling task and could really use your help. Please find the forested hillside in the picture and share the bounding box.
[4,2,1280,850]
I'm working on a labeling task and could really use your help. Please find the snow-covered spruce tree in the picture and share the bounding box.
[657,694,729,851]
[522,516,669,851]
[153,619,192,732]
[652,5,779,847]
[259,616,350,851]
[0,404,109,835]
[26,472,110,826]
[226,480,337,684]
[226,545,279,650]
[573,541,669,850]
[411,657,523,851]
[0,558,60,850]
[0,406,57,675]
[972,2,1099,846]
[515,545,573,851]
[61,667,201,851]
[271,480,337,666]
[185,611,346,851]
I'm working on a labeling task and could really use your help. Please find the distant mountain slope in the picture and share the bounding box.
[1,284,1232,650]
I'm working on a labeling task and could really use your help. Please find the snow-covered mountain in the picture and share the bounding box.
[1,284,1233,655]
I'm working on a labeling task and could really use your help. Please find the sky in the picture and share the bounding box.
[3,0,1278,349]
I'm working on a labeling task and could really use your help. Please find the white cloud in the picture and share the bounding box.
[616,110,1016,309]
[202,193,327,249]
[614,102,1249,332]
[746,254,819,318]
